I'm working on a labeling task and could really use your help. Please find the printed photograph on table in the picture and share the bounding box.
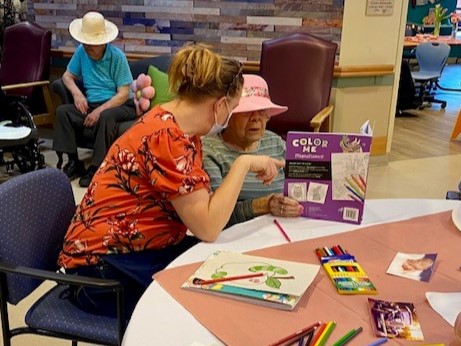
[386,252,437,282]
[284,122,372,224]
[368,298,424,340]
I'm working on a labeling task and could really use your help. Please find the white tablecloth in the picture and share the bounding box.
[122,199,460,346]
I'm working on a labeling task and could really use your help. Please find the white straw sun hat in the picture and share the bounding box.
[69,11,118,45]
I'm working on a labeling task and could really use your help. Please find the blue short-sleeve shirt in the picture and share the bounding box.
[67,44,133,104]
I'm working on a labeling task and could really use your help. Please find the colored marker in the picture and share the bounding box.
[193,272,264,285]
[314,321,336,346]
[274,219,292,242]
[301,329,315,346]
[332,327,363,346]
[366,338,388,346]
[309,322,327,346]
[268,321,321,346]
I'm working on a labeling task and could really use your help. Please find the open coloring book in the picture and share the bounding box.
[181,250,320,310]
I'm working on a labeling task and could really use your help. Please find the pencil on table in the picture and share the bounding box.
[332,326,363,346]
[193,272,264,285]
[309,322,327,346]
[273,219,292,242]
[268,321,321,346]
[313,320,336,346]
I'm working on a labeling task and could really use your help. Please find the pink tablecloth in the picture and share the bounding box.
[155,211,461,345]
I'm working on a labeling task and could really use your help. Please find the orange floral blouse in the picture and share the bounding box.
[58,105,210,269]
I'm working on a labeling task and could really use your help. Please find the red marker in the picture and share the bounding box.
[193,272,264,285]
[274,219,292,242]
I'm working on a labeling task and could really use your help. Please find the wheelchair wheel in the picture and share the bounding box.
[12,140,44,173]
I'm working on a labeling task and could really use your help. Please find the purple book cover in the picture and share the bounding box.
[284,131,372,224]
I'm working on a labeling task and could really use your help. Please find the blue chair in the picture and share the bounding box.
[0,168,125,346]
[411,41,451,109]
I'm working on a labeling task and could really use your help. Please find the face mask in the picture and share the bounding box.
[205,99,233,137]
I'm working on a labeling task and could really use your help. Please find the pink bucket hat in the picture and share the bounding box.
[233,74,287,117]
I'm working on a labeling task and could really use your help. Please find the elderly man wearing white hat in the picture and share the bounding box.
[52,11,136,187]
[203,74,303,228]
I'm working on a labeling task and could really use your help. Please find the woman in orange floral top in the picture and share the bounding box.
[58,44,285,319]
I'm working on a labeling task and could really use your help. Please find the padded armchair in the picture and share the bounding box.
[411,42,451,109]
[0,168,126,346]
[0,22,54,126]
[51,54,172,148]
[260,32,337,139]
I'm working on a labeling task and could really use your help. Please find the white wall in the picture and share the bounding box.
[334,0,409,156]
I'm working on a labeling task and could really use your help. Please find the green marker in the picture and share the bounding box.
[332,327,363,346]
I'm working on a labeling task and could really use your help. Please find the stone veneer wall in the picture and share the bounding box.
[28,0,344,61]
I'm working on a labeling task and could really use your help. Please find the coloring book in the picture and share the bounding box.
[181,250,320,310]
[284,122,373,224]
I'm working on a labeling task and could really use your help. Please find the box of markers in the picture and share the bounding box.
[315,245,378,295]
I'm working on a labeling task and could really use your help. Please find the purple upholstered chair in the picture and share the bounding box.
[0,22,54,126]
[260,32,338,139]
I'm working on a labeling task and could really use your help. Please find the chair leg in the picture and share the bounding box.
[72,340,78,346]
[0,274,12,346]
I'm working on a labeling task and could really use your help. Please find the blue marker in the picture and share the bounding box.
[366,338,388,346]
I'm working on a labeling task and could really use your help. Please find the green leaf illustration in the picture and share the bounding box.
[266,277,281,289]
[271,266,288,275]
[211,271,227,279]
[249,265,271,272]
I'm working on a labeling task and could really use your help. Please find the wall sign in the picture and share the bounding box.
[366,0,394,16]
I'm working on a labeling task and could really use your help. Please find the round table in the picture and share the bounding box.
[122,199,460,346]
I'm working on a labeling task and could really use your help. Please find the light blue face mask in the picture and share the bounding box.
[205,99,233,137]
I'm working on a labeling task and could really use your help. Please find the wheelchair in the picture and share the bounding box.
[0,90,45,174]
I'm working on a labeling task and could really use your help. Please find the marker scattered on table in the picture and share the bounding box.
[192,272,264,285]
[309,322,327,346]
[273,219,292,242]
[314,320,336,346]
[366,337,388,346]
[332,326,363,346]
[268,321,321,346]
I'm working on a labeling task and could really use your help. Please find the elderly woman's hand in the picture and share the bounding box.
[269,193,303,217]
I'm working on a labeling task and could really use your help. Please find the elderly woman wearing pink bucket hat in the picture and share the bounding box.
[203,74,303,228]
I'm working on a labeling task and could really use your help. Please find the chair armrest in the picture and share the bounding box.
[0,261,121,289]
[310,105,333,132]
[51,78,74,104]
[1,80,50,92]
[0,260,126,343]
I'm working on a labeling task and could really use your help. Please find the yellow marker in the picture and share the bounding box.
[313,320,336,346]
